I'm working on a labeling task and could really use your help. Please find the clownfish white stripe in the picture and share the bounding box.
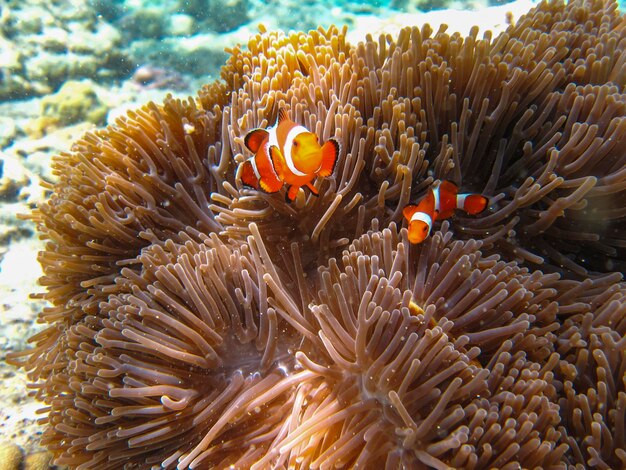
[267,126,278,147]
[249,155,260,179]
[267,123,278,142]
[410,211,433,230]
[432,182,441,212]
[282,126,309,176]
[456,194,468,210]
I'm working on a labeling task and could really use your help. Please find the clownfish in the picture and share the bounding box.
[239,108,340,202]
[402,180,488,244]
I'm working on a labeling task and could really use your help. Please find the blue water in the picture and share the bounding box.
[0,0,524,104]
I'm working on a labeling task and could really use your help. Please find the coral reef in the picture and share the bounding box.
[8,0,626,468]
[0,442,22,470]
[31,80,109,135]
[0,443,53,470]
[23,451,54,470]
[116,8,169,40]
[0,0,128,100]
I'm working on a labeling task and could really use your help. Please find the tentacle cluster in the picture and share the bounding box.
[9,0,626,468]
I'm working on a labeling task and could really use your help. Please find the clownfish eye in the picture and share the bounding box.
[293,141,299,147]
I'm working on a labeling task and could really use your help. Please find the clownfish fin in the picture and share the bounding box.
[402,204,419,221]
[286,185,300,202]
[268,145,288,180]
[317,138,340,178]
[408,300,424,316]
[461,194,488,215]
[240,160,259,188]
[256,145,283,193]
[259,176,282,193]
[305,181,319,196]
[244,128,269,153]
[277,107,290,124]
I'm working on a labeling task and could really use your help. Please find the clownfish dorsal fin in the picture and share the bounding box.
[277,107,290,125]
[244,128,269,153]
[402,204,419,221]
[439,180,458,195]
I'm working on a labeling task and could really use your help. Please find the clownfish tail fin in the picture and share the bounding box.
[317,138,340,178]
[460,193,488,215]
[240,160,259,189]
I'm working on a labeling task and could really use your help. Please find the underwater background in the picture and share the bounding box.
[0,0,625,468]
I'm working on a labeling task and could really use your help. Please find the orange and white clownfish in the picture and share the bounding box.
[402,180,488,244]
[239,108,340,202]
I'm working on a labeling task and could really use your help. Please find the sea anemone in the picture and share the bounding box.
[9,0,626,468]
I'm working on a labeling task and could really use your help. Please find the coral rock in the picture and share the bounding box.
[29,80,108,136]
[0,442,23,470]
[23,451,53,470]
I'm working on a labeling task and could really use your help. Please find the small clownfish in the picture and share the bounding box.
[239,108,341,202]
[402,180,488,244]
